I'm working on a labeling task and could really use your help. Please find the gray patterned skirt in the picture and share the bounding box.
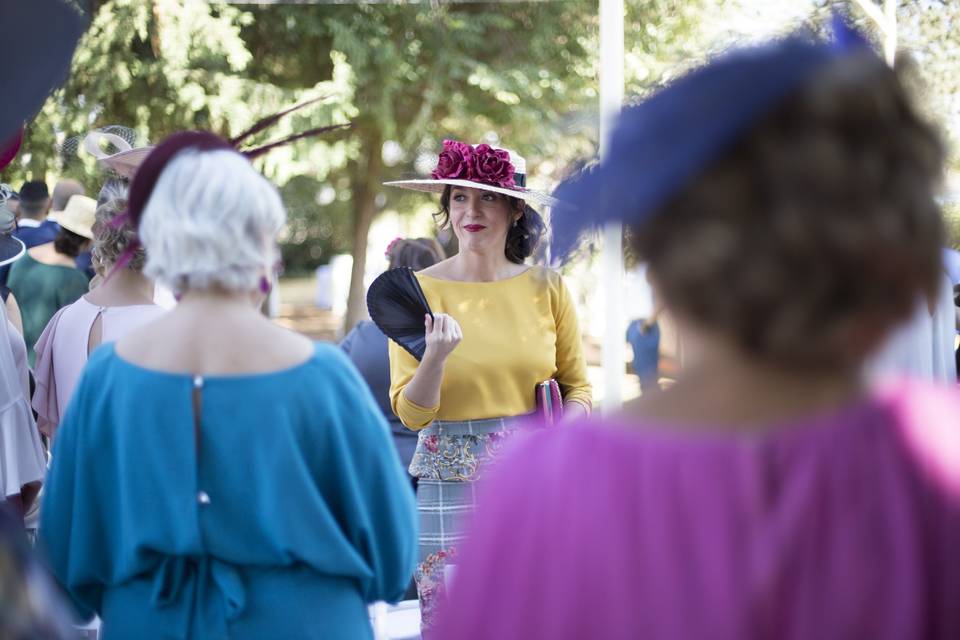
[410,416,522,631]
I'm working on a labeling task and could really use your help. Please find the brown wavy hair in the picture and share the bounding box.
[630,53,945,369]
[91,196,146,271]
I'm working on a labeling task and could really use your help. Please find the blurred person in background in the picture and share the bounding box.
[32,183,165,440]
[11,181,56,248]
[625,265,664,394]
[865,265,957,383]
[50,179,94,279]
[437,25,960,640]
[40,131,416,639]
[0,505,75,639]
[7,194,93,366]
[0,181,57,288]
[3,187,20,217]
[0,207,45,523]
[0,187,24,332]
[49,180,85,217]
[341,237,446,486]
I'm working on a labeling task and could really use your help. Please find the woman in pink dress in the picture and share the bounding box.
[33,183,165,439]
[436,23,960,640]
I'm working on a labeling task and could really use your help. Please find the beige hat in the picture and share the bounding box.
[49,194,96,239]
[83,130,153,180]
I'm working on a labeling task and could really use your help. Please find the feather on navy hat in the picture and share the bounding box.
[551,17,873,259]
[109,98,350,273]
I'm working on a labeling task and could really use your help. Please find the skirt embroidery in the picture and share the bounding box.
[412,417,521,632]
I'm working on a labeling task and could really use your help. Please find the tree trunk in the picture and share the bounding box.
[343,129,383,334]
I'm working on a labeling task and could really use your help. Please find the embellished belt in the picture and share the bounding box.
[408,416,523,481]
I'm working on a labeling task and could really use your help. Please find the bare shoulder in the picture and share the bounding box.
[259,319,316,359]
[116,312,315,374]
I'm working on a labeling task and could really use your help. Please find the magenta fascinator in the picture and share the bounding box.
[111,97,350,272]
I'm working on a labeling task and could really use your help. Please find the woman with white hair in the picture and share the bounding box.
[39,132,417,639]
[32,181,164,440]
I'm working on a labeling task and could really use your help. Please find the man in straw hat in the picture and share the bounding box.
[0,197,46,527]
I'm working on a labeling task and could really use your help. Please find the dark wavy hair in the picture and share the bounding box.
[631,53,944,370]
[53,228,89,259]
[437,186,546,264]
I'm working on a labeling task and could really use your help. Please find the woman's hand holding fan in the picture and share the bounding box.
[368,267,462,362]
[423,313,462,363]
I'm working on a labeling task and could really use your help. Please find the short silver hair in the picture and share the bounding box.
[139,149,286,296]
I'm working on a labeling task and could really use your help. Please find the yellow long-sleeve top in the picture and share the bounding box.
[388,266,592,430]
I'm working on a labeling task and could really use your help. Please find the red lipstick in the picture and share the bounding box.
[464,224,486,232]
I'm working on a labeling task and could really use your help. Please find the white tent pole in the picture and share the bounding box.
[599,0,625,413]
[849,0,897,66]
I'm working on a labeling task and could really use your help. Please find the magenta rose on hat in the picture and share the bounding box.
[384,139,560,208]
[472,144,516,188]
[431,139,475,180]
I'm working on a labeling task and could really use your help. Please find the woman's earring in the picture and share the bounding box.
[513,219,519,228]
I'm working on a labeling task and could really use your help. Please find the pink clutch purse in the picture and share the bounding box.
[535,379,564,426]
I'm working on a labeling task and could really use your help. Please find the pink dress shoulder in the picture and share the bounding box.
[436,383,960,640]
[32,297,165,438]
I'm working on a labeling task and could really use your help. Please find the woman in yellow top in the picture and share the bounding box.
[384,140,592,631]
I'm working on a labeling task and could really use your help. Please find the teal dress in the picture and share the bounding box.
[40,343,417,640]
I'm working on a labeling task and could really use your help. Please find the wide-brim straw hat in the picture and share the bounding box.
[49,194,96,240]
[83,130,154,180]
[385,141,559,208]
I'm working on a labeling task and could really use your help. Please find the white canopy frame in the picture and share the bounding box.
[599,0,625,412]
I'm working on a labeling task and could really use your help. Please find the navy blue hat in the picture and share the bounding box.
[0,0,88,141]
[551,18,873,259]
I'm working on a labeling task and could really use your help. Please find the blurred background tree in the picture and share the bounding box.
[3,0,958,330]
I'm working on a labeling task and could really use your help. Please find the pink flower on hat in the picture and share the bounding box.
[430,140,517,189]
[432,140,475,181]
[472,144,516,188]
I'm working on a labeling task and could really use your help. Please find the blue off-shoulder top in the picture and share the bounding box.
[40,342,417,640]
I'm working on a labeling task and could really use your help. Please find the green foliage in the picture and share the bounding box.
[943,202,960,250]
[278,174,352,274]
[9,0,956,285]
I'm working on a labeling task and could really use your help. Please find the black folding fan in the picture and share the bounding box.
[367,267,434,361]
